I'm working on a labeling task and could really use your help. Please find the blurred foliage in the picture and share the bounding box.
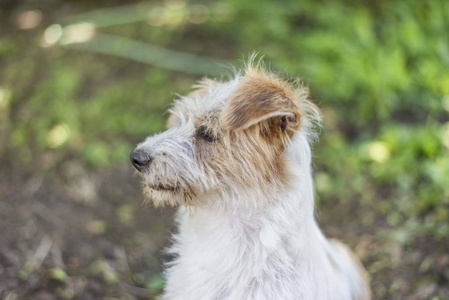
[1,0,449,299]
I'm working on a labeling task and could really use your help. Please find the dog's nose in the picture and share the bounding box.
[130,149,152,172]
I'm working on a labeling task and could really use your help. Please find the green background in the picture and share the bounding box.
[0,0,448,299]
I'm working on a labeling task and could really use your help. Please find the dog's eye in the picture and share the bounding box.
[196,125,218,142]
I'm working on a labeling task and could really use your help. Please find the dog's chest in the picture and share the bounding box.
[163,208,317,300]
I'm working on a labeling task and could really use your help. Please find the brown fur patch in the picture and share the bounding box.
[190,107,292,202]
[221,66,302,134]
[195,126,291,198]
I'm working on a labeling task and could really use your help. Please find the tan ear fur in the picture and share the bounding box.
[221,66,302,134]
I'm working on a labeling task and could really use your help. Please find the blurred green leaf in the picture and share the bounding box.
[146,274,165,293]
[49,268,69,282]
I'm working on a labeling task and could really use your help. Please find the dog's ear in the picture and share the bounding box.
[221,69,302,135]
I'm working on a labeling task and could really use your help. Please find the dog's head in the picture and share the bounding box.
[130,63,320,207]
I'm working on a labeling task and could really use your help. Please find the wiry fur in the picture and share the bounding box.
[132,61,370,299]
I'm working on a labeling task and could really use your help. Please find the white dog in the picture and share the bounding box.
[130,61,370,300]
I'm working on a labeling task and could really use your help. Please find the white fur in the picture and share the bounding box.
[162,132,365,300]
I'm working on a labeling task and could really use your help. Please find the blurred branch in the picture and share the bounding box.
[62,33,231,76]
[59,2,300,28]
[60,3,153,28]
[32,236,53,269]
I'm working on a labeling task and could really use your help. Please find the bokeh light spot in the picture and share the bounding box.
[0,87,11,110]
[47,123,71,148]
[43,24,62,45]
[164,0,187,9]
[165,7,186,27]
[17,10,42,30]
[369,141,390,163]
[60,22,96,45]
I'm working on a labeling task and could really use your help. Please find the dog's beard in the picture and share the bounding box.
[141,176,198,207]
[143,185,182,207]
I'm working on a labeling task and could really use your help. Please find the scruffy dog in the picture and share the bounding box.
[130,62,370,300]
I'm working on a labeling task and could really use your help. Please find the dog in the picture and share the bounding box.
[130,61,371,300]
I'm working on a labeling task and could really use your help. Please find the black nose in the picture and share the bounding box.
[130,149,152,172]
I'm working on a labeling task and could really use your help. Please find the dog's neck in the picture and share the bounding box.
[163,132,350,299]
